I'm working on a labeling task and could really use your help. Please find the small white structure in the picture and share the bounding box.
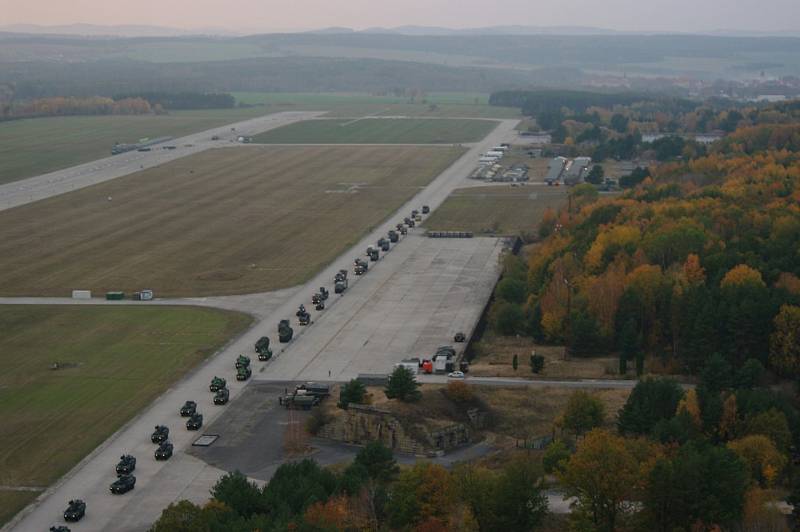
[71,290,91,300]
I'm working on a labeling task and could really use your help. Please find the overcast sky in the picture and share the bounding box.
[2,0,799,33]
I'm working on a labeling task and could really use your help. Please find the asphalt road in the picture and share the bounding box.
[0,111,324,212]
[4,118,522,532]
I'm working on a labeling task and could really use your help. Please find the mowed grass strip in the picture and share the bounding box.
[0,107,273,184]
[0,490,40,527]
[0,305,251,524]
[0,145,463,297]
[423,185,567,236]
[252,118,496,144]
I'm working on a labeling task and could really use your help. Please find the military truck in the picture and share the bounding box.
[312,293,322,305]
[388,230,399,243]
[278,319,294,342]
[213,387,230,404]
[180,400,197,417]
[354,258,368,275]
[296,305,311,326]
[404,217,415,228]
[154,441,173,461]
[295,382,331,398]
[255,336,272,360]
[186,413,203,430]
[368,248,379,261]
[319,287,329,300]
[209,376,226,392]
[377,238,390,252]
[151,425,169,444]
[236,366,252,381]
[63,499,86,522]
[399,225,408,235]
[422,205,430,214]
[110,474,136,494]
[411,209,419,217]
[335,280,347,294]
[115,455,136,475]
[235,355,251,369]
[280,393,319,410]
[315,300,325,311]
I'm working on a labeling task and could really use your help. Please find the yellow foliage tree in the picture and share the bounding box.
[720,264,765,289]
[683,253,706,286]
[584,225,641,273]
[676,388,702,429]
[727,435,787,487]
[769,305,800,377]
[718,394,738,441]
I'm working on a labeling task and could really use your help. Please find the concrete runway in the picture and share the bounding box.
[4,118,521,532]
[0,111,324,212]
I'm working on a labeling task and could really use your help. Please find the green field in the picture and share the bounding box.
[0,145,463,297]
[253,118,496,144]
[0,107,273,184]
[233,92,521,119]
[0,305,251,525]
[423,185,567,236]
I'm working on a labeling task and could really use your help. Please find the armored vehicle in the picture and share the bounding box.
[312,293,322,305]
[115,454,136,475]
[377,238,390,252]
[315,300,325,311]
[186,413,203,430]
[399,225,408,235]
[334,269,348,283]
[63,499,85,522]
[454,332,466,343]
[411,209,419,217]
[109,474,136,494]
[209,376,226,392]
[154,441,173,460]
[278,319,294,342]
[414,214,422,222]
[388,230,399,243]
[319,287,329,300]
[180,400,197,417]
[334,281,347,294]
[214,387,230,404]
[297,305,311,326]
[369,248,379,261]
[255,337,272,360]
[235,355,251,369]
[422,205,430,214]
[396,222,405,231]
[151,425,169,444]
[236,366,252,381]
[404,217,415,228]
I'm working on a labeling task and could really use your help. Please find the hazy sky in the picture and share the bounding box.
[2,0,799,33]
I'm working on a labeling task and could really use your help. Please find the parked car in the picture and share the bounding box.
[447,371,465,379]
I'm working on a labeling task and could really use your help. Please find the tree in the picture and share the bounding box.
[676,388,702,430]
[512,354,518,371]
[561,391,605,439]
[530,353,545,374]
[388,463,454,529]
[151,500,208,532]
[351,442,398,484]
[728,435,787,487]
[559,429,643,532]
[569,310,603,356]
[338,379,366,409]
[743,408,792,452]
[262,459,339,521]
[492,460,549,531]
[384,366,421,402]
[735,358,764,389]
[491,301,526,335]
[619,318,638,374]
[495,278,527,304]
[769,304,800,377]
[700,352,733,393]
[720,264,766,289]
[642,442,749,531]
[610,113,629,133]
[210,470,263,518]
[543,439,571,474]
[586,164,605,185]
[618,378,684,435]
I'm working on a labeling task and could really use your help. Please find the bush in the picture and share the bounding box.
[496,278,527,304]
[543,439,571,474]
[445,381,475,403]
[338,379,366,409]
[530,354,545,373]
[492,301,526,335]
[385,366,421,402]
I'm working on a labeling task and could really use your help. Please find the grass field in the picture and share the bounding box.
[0,107,273,184]
[0,145,463,297]
[0,305,251,525]
[423,185,567,236]
[233,92,521,119]
[252,117,497,144]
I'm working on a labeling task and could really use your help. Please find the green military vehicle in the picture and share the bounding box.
[209,376,226,392]
[235,355,250,369]
[236,366,252,381]
[255,336,272,361]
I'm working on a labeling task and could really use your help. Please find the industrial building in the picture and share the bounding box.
[544,156,567,184]
[563,156,592,186]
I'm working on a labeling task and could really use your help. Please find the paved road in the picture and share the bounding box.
[417,375,639,388]
[0,111,324,212]
[5,118,521,532]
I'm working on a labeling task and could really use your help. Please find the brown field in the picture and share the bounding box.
[0,145,463,297]
[423,185,566,236]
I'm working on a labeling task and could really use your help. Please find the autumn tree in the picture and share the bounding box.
[769,304,800,377]
[561,391,605,440]
[559,429,645,531]
[388,463,454,529]
[728,435,787,487]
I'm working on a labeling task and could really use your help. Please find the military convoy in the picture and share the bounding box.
[209,376,226,392]
[154,441,173,461]
[186,413,203,430]
[180,400,197,417]
[63,499,85,522]
[255,336,272,360]
[278,319,294,342]
[115,455,136,475]
[151,425,169,444]
[109,474,136,494]
[214,387,230,404]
